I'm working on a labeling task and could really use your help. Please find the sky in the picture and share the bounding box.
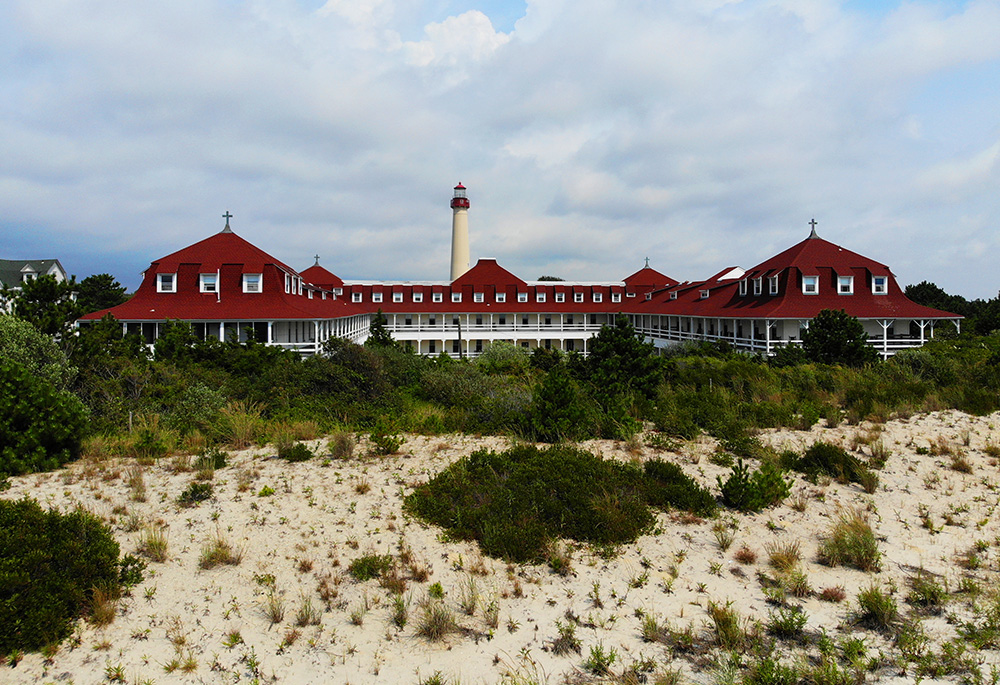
[1,0,999,298]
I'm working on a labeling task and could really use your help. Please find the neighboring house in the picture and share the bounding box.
[78,188,961,358]
[0,258,69,312]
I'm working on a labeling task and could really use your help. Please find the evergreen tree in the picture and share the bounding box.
[586,315,660,403]
[76,273,129,314]
[365,309,396,348]
[801,309,879,367]
[7,274,81,340]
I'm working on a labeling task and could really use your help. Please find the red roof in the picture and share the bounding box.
[301,263,344,289]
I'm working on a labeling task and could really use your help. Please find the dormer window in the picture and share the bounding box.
[593,293,602,303]
[802,275,819,295]
[284,274,291,294]
[308,290,313,299]
[243,274,262,293]
[739,280,747,296]
[393,292,403,303]
[872,276,887,295]
[474,292,484,303]
[157,273,176,293]
[753,277,762,296]
[769,275,779,295]
[496,293,506,303]
[433,293,443,303]
[555,293,565,303]
[700,290,710,299]
[200,273,218,293]
[611,293,621,303]
[574,292,583,303]
[451,292,462,303]
[372,292,383,303]
[517,292,527,303]
[536,293,546,303]
[669,291,678,300]
[413,292,423,303]
[352,292,362,303]
[838,276,853,294]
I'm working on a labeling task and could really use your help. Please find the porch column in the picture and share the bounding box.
[765,319,772,355]
[879,320,891,356]
[917,320,928,345]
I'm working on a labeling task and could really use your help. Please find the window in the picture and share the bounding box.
[611,293,621,303]
[285,274,291,293]
[307,290,313,299]
[372,292,383,303]
[393,292,403,303]
[200,273,217,293]
[669,291,678,300]
[243,274,262,293]
[872,276,888,295]
[352,292,362,303]
[475,315,483,326]
[574,292,583,303]
[753,278,762,296]
[802,275,818,295]
[496,293,506,303]
[739,280,747,296]
[838,276,853,294]
[452,316,460,326]
[413,292,423,303]
[428,341,436,353]
[700,289,710,299]
[544,316,552,325]
[555,292,565,303]
[498,315,506,325]
[536,293,546,303]
[522,315,529,326]
[404,316,412,326]
[451,292,462,303]
[157,273,176,293]
[769,275,779,295]
[517,292,527,303]
[566,315,573,324]
[433,293,443,303]
[298,278,303,295]
[474,292,484,303]
[452,340,460,354]
[566,340,575,352]
[593,293,602,302]
[429,316,436,326]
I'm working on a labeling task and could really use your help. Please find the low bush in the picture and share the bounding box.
[792,441,877,487]
[853,583,898,632]
[279,442,313,462]
[717,458,792,512]
[0,498,142,653]
[817,509,881,572]
[348,553,394,581]
[177,482,213,506]
[643,459,718,517]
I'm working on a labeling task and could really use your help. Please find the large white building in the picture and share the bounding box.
[80,186,961,358]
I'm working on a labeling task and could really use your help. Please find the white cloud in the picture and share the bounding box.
[404,10,510,68]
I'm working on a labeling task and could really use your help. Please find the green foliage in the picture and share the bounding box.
[0,497,138,653]
[76,274,129,315]
[717,458,792,512]
[853,583,898,632]
[475,341,530,376]
[0,360,89,477]
[368,426,404,455]
[404,444,656,562]
[177,482,213,506]
[6,274,82,339]
[818,510,881,572]
[365,309,396,348]
[528,364,595,442]
[792,441,876,486]
[585,315,661,404]
[801,309,879,367]
[0,316,76,389]
[643,459,718,517]
[347,554,394,581]
[279,443,313,462]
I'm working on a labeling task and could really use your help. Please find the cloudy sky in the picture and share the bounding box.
[2,0,998,297]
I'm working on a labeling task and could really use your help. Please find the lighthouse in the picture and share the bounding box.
[450,183,470,281]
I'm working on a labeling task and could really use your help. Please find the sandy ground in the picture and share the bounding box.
[4,410,1000,684]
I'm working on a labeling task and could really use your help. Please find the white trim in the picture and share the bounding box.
[593,292,603,302]
[200,273,218,293]
[802,275,818,295]
[517,292,527,302]
[768,275,779,295]
[372,292,383,303]
[433,292,443,303]
[413,292,423,303]
[536,292,546,303]
[555,292,565,303]
[496,293,506,303]
[872,276,888,295]
[738,280,747,296]
[243,273,262,293]
[753,277,762,296]
[474,292,484,303]
[838,275,854,294]
[157,273,176,293]
[451,292,462,303]
[393,292,403,303]
[574,292,584,303]
[352,292,362,303]
[611,293,621,303]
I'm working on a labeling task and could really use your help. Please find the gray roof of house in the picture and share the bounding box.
[0,259,66,289]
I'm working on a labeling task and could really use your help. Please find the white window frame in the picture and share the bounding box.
[352,292,362,303]
[433,292,443,303]
[496,293,506,303]
[474,292,484,303]
[243,273,262,293]
[157,273,176,293]
[372,292,383,303]
[802,275,819,295]
[200,273,218,293]
[872,276,888,295]
[307,290,313,299]
[753,277,762,296]
[669,291,678,300]
[536,292,546,303]
[393,292,403,303]
[451,292,462,303]
[700,289,710,299]
[517,292,527,303]
[284,274,291,294]
[593,292,603,303]
[769,275,779,295]
[413,292,423,303]
[574,292,584,303]
[838,275,854,294]
[611,293,621,303]
[739,280,747,296]
[555,292,565,303]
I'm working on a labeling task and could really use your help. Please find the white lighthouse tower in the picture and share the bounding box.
[450,183,470,281]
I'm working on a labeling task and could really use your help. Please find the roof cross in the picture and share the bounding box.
[223,211,233,231]
[314,254,321,266]
[808,218,818,239]
[644,256,650,268]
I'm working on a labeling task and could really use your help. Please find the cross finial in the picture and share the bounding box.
[808,218,818,238]
[222,211,233,232]
[314,254,321,266]
[644,256,650,268]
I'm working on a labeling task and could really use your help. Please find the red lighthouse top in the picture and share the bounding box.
[451,183,470,209]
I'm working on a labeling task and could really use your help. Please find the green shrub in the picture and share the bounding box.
[279,442,313,462]
[194,446,228,471]
[794,441,875,486]
[177,482,213,506]
[0,498,141,653]
[528,364,596,442]
[853,583,898,632]
[643,459,717,517]
[817,509,881,572]
[368,427,404,455]
[0,359,89,477]
[348,554,394,581]
[0,316,76,389]
[404,444,655,562]
[717,458,792,512]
